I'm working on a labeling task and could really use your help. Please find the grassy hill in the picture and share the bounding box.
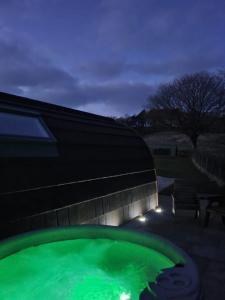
[144,132,224,194]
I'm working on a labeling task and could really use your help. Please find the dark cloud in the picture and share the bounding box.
[0,0,224,116]
[0,33,153,115]
[27,81,154,116]
[79,61,125,80]
[127,54,225,77]
[96,0,224,55]
[79,52,225,81]
[75,82,154,114]
[0,34,75,88]
[0,32,81,105]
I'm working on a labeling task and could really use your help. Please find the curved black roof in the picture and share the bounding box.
[0,91,156,220]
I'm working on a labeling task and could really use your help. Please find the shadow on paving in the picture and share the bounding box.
[122,194,225,300]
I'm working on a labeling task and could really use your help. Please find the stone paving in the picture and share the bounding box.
[123,195,225,300]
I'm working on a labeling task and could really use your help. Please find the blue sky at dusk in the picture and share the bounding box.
[0,0,224,116]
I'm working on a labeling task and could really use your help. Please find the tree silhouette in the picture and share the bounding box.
[148,71,225,147]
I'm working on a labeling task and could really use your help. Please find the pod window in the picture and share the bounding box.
[0,106,57,157]
[0,111,51,139]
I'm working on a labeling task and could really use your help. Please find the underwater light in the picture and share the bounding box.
[0,226,201,300]
[120,292,130,300]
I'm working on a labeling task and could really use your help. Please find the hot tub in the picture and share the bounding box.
[0,225,202,300]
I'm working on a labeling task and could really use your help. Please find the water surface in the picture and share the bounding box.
[0,238,174,300]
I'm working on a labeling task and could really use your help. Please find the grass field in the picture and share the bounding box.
[153,155,221,193]
[144,131,224,194]
[144,132,225,157]
[153,156,205,179]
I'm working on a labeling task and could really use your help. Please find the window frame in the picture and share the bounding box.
[0,105,56,143]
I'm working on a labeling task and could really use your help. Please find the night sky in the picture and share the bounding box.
[0,0,224,116]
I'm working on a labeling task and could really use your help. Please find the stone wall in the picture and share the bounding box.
[2,182,158,238]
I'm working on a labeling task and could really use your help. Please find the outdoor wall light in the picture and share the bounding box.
[138,215,147,222]
[155,206,162,213]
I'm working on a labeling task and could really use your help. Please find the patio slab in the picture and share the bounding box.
[122,195,225,300]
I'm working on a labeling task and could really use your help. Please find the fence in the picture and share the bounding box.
[192,151,225,186]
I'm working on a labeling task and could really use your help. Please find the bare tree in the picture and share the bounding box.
[148,71,225,147]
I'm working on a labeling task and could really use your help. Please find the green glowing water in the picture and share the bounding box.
[0,238,174,300]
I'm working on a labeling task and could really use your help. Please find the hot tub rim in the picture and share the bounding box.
[0,225,198,274]
[0,225,201,299]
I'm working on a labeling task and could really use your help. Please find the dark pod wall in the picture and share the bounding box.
[0,92,158,238]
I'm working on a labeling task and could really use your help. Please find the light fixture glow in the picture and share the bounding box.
[138,216,146,222]
[120,292,130,300]
[155,207,162,213]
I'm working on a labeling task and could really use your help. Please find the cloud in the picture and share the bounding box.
[77,102,122,117]
[78,51,225,82]
[30,81,154,116]
[74,82,154,115]
[126,54,225,76]
[0,31,153,115]
[0,32,75,88]
[79,61,125,80]
[0,0,224,116]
